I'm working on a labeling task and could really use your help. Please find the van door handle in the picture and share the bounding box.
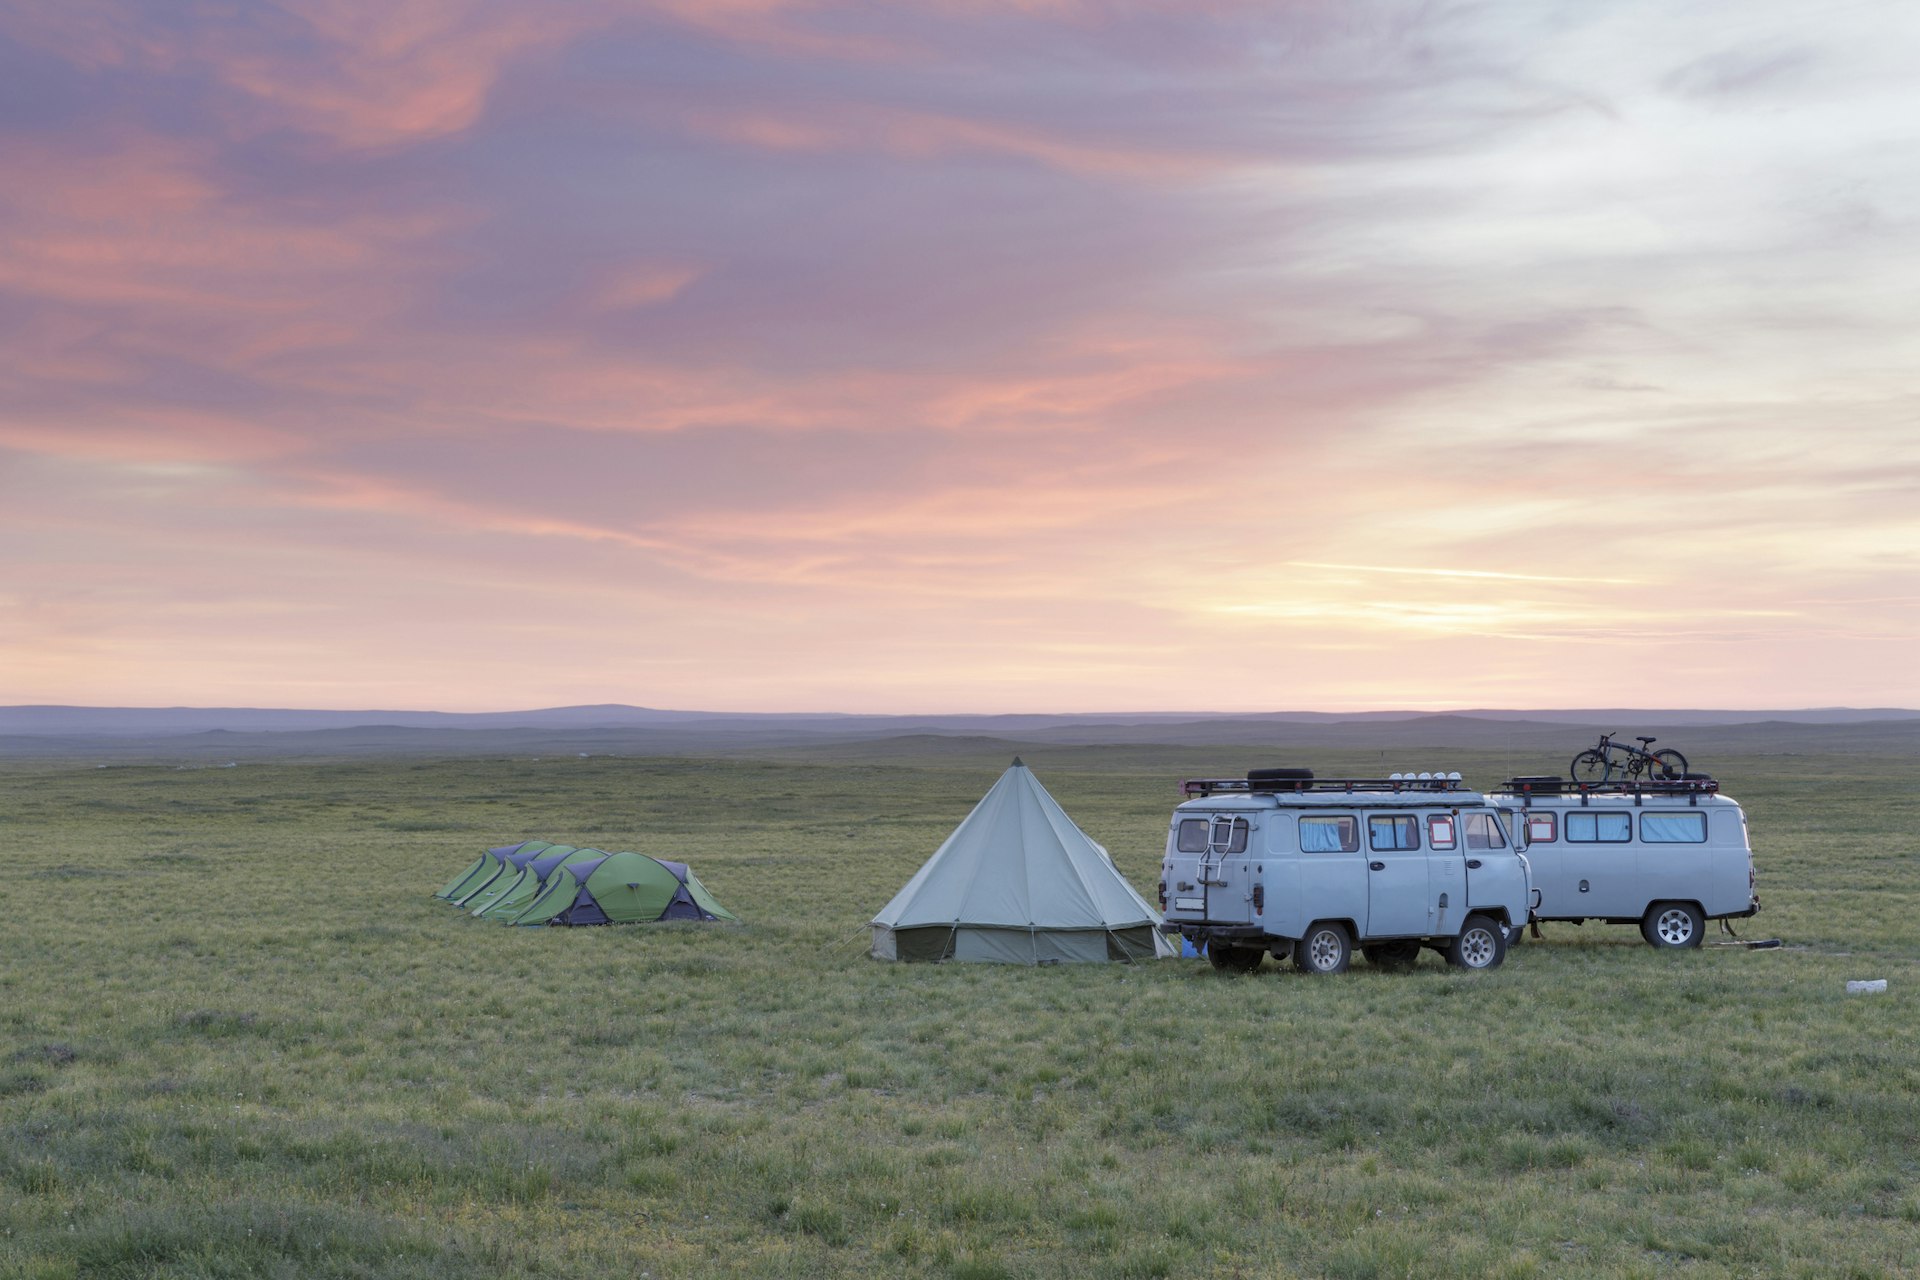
[1369,861,1385,871]
[1466,859,1483,870]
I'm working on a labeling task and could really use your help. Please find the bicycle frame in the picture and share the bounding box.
[1595,735,1657,778]
[1572,734,1684,785]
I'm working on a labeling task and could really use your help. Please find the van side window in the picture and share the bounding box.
[1427,816,1456,849]
[1525,813,1556,844]
[1640,812,1707,843]
[1368,815,1420,851]
[1566,812,1631,843]
[1299,815,1358,853]
[1463,813,1506,849]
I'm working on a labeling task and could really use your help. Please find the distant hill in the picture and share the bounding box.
[2,703,1914,738]
[0,703,1914,761]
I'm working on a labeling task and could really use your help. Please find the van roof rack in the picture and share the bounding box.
[1183,775,1471,798]
[1491,775,1720,806]
[1491,775,1718,794]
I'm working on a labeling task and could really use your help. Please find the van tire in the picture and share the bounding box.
[1447,915,1507,970]
[1642,902,1705,949]
[1208,943,1262,973]
[1247,767,1314,782]
[1362,940,1421,971]
[1293,922,1351,975]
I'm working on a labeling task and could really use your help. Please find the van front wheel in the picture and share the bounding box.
[1447,915,1507,970]
[1293,922,1351,975]
[1642,902,1705,949]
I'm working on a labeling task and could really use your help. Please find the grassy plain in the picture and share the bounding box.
[1,741,1917,1278]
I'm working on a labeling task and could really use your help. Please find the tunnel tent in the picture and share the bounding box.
[438,841,550,902]
[870,757,1175,964]
[474,844,606,917]
[437,844,541,905]
[473,845,605,920]
[439,840,552,901]
[461,844,575,913]
[511,850,736,926]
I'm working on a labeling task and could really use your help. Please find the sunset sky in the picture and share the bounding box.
[2,1,1916,713]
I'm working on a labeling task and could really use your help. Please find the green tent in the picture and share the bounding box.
[462,844,575,914]
[510,851,736,926]
[473,846,604,920]
[438,840,550,902]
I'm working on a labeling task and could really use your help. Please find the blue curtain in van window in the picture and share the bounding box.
[1640,813,1707,843]
[1300,820,1348,852]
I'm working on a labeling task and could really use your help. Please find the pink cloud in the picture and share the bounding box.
[683,103,1218,178]
[7,1,591,148]
[587,263,705,312]
[0,135,453,312]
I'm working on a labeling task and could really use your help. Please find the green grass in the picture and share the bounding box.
[2,744,1918,1278]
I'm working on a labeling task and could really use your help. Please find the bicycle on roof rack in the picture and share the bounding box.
[1569,733,1687,786]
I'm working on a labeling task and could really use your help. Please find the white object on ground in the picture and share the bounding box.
[1845,979,1888,994]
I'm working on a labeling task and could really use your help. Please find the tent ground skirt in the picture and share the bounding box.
[872,924,1151,964]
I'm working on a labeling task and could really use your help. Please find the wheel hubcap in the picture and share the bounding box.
[1657,910,1694,944]
[1308,932,1339,969]
[1460,928,1495,967]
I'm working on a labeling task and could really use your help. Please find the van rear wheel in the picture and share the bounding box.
[1208,943,1263,973]
[1293,922,1351,975]
[1642,902,1705,949]
[1446,915,1507,970]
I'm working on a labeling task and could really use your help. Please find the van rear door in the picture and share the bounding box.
[1198,814,1254,924]
[1170,812,1253,925]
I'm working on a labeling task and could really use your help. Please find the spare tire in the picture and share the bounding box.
[1247,767,1314,782]
[1509,775,1561,786]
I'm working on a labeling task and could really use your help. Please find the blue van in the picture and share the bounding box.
[1491,775,1758,948]
[1159,770,1535,974]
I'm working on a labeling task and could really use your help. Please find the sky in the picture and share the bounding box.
[1,0,1916,714]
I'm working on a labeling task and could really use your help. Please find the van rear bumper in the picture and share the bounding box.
[1159,922,1271,943]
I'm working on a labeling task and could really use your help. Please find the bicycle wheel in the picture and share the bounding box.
[1570,750,1609,785]
[1650,748,1688,780]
